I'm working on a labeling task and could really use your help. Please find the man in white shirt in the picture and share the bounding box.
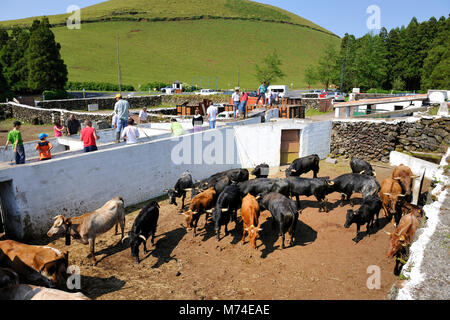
[138,107,148,124]
[231,89,241,118]
[121,118,140,144]
[206,104,219,129]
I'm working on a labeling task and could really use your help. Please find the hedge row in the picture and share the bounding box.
[65,81,135,92]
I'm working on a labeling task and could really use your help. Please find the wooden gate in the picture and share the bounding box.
[280,129,300,165]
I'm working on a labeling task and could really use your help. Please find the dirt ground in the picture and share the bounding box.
[0,119,54,143]
[46,160,430,300]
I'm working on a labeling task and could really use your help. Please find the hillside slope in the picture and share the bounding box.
[1,0,340,89]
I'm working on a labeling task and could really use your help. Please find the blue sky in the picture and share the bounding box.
[1,0,449,37]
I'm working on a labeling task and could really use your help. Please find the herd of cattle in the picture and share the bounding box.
[0,154,426,299]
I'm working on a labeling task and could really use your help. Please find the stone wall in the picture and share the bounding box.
[35,94,230,110]
[6,102,112,126]
[331,117,450,162]
[36,95,162,110]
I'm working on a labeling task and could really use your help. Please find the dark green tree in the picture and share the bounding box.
[315,43,339,89]
[0,27,30,93]
[303,66,317,88]
[25,17,68,92]
[255,50,285,85]
[0,62,12,101]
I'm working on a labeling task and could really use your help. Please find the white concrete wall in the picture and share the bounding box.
[0,126,241,238]
[389,151,440,179]
[300,121,332,159]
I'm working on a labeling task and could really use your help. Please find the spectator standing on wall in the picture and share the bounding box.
[121,118,140,144]
[232,88,241,118]
[206,103,218,129]
[114,93,130,143]
[170,118,185,137]
[4,120,25,164]
[80,120,100,153]
[53,119,65,137]
[256,81,268,105]
[239,90,249,118]
[65,114,81,136]
[192,107,203,133]
[138,107,149,124]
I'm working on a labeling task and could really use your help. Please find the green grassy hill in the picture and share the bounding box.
[0,0,340,89]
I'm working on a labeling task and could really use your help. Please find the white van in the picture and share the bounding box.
[267,85,289,98]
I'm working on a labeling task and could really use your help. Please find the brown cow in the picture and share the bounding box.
[392,164,419,197]
[181,187,216,237]
[386,212,420,275]
[401,202,425,219]
[379,177,406,226]
[0,284,90,300]
[0,240,68,288]
[47,197,125,265]
[240,194,262,249]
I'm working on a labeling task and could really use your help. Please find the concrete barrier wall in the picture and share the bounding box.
[0,126,241,239]
[389,151,440,179]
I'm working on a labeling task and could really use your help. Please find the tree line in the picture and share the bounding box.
[305,15,449,92]
[0,17,68,101]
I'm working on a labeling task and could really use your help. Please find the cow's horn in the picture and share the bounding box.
[393,177,401,180]
[220,208,226,213]
[184,188,193,191]
[257,227,263,231]
[121,236,129,243]
[385,231,391,236]
[255,195,261,200]
[383,193,391,196]
[206,209,213,213]
[410,175,419,178]
[139,235,147,242]
[398,194,406,197]
[360,170,365,174]
[373,172,377,177]
[328,181,335,186]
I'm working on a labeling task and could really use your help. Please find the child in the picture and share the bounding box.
[80,120,100,153]
[121,118,140,144]
[53,119,65,137]
[4,120,25,164]
[170,118,185,136]
[35,133,53,161]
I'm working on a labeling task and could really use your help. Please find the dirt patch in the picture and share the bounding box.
[0,119,54,143]
[46,161,430,300]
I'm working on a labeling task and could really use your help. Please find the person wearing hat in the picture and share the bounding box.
[114,93,130,143]
[35,133,53,161]
[232,88,241,118]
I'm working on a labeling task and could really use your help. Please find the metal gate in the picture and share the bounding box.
[280,129,300,165]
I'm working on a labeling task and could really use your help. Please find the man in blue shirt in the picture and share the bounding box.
[114,94,130,143]
[256,81,268,105]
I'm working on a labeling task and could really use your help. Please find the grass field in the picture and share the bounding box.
[51,20,339,90]
[0,0,340,90]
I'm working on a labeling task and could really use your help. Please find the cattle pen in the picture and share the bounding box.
[0,112,448,300]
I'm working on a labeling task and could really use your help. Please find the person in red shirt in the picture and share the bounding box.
[35,133,53,161]
[80,120,100,153]
[239,91,249,119]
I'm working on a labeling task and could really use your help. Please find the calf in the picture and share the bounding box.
[165,171,194,209]
[331,173,380,207]
[240,194,261,249]
[210,185,242,241]
[386,212,420,275]
[379,177,405,226]
[350,157,376,177]
[47,196,125,265]
[0,284,90,300]
[181,188,216,237]
[237,178,290,198]
[258,192,299,249]
[344,195,382,243]
[287,177,334,213]
[0,240,68,288]
[127,201,160,264]
[251,163,270,178]
[285,154,320,178]
[392,164,419,199]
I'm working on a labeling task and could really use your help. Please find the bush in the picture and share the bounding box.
[65,81,135,92]
[43,89,69,100]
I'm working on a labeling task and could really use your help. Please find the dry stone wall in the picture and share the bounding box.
[331,117,450,162]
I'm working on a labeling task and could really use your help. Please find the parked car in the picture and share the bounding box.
[195,89,220,96]
[161,87,174,94]
[216,111,234,120]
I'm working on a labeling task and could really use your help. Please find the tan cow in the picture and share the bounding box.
[379,177,405,226]
[47,196,125,265]
[392,164,419,197]
[0,284,90,300]
[0,240,68,288]
[240,194,262,249]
